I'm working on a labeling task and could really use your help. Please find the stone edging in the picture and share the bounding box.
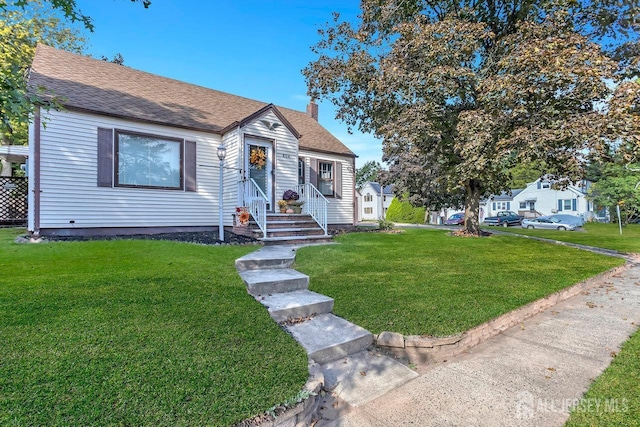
[374,262,631,364]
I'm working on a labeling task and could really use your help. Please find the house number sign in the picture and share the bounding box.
[281,154,291,159]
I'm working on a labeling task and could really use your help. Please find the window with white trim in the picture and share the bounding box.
[364,207,373,214]
[318,162,333,196]
[115,130,182,189]
[364,193,373,202]
[298,158,305,185]
[563,199,573,210]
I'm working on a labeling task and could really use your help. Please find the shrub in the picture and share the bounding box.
[378,218,394,230]
[386,197,426,224]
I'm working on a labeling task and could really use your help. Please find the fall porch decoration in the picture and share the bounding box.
[235,207,251,225]
[249,148,266,169]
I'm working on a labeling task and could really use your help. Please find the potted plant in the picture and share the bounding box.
[277,200,288,213]
[288,200,305,214]
[282,190,304,214]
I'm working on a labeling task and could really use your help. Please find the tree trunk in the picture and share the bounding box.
[463,179,482,235]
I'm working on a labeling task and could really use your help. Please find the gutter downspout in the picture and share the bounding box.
[352,157,357,225]
[33,106,41,235]
[237,124,243,208]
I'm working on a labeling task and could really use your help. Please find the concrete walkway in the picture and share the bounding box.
[318,258,640,426]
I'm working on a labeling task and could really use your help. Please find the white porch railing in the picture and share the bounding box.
[295,183,329,236]
[244,178,268,238]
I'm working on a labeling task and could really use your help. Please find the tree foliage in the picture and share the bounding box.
[304,0,640,235]
[0,0,86,145]
[1,0,151,31]
[588,162,640,225]
[355,160,382,189]
[0,0,150,146]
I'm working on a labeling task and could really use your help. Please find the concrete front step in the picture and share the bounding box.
[239,268,309,295]
[263,228,326,238]
[267,213,314,221]
[263,220,319,229]
[257,290,334,322]
[286,313,373,364]
[235,246,297,272]
[261,235,333,246]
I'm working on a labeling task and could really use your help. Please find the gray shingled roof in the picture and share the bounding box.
[367,182,394,195]
[491,189,523,201]
[28,44,356,157]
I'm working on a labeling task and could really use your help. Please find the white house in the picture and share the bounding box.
[26,44,357,240]
[357,182,394,221]
[483,178,604,221]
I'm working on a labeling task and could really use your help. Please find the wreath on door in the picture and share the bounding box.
[249,148,266,169]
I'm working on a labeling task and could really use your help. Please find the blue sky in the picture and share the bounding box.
[73,0,382,168]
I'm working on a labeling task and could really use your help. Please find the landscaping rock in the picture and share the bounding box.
[14,235,43,244]
[376,331,405,348]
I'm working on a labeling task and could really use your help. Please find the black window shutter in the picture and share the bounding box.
[184,140,197,192]
[97,127,113,187]
[335,161,342,199]
[309,158,318,187]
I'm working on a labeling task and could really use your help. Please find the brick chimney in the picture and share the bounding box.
[306,99,319,121]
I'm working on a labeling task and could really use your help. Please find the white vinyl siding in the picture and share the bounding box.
[300,150,355,225]
[240,111,298,205]
[34,109,224,230]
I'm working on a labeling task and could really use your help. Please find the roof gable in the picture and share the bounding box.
[364,182,393,195]
[28,44,355,157]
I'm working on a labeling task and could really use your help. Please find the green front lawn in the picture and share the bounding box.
[500,222,640,254]
[295,228,623,336]
[0,229,308,426]
[566,328,640,426]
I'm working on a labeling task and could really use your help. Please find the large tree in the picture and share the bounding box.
[0,0,86,146]
[0,0,150,147]
[356,160,382,189]
[304,0,639,235]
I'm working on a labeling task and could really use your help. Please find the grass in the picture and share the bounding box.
[0,228,308,426]
[294,228,623,336]
[497,222,640,254]
[565,328,640,426]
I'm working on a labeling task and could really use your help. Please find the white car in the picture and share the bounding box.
[547,214,585,226]
[521,217,577,231]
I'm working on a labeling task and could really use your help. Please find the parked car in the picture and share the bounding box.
[445,212,465,225]
[521,217,577,231]
[547,214,585,226]
[483,211,523,227]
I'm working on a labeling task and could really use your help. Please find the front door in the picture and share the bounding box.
[245,137,273,211]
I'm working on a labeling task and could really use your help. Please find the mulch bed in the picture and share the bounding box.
[40,231,259,246]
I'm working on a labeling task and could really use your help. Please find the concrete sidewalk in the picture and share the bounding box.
[318,260,640,426]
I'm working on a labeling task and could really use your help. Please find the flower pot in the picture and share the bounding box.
[292,206,302,214]
[286,208,294,214]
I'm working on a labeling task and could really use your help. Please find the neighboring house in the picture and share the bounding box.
[27,44,357,237]
[482,178,604,221]
[357,182,393,220]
